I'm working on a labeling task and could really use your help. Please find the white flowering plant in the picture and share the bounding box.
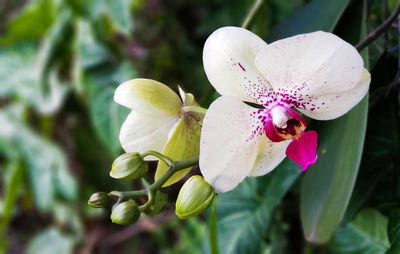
[87,0,400,252]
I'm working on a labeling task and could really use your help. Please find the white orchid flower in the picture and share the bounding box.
[114,78,204,186]
[200,27,371,192]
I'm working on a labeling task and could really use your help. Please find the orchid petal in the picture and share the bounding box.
[286,131,318,170]
[248,135,290,177]
[155,113,201,186]
[119,112,178,158]
[298,68,370,120]
[203,26,275,104]
[199,96,263,192]
[255,31,365,114]
[114,78,182,116]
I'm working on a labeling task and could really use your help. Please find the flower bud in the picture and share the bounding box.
[88,192,110,208]
[110,153,148,179]
[111,200,140,225]
[175,175,215,219]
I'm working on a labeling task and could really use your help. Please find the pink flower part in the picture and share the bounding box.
[285,130,318,171]
[263,115,284,142]
[263,105,307,142]
[285,106,307,127]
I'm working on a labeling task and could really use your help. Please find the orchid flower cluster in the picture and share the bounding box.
[88,26,370,224]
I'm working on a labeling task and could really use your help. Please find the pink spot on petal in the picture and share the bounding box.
[286,131,318,170]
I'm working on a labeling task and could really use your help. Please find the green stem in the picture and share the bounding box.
[141,150,174,166]
[209,196,219,254]
[139,190,154,211]
[149,156,199,192]
[113,156,199,201]
[241,0,263,29]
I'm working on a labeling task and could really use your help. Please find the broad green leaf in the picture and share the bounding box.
[74,20,109,70]
[0,108,78,211]
[0,0,56,46]
[344,61,399,222]
[36,9,73,86]
[73,19,110,93]
[268,0,349,40]
[328,208,390,254]
[300,0,369,243]
[205,159,299,254]
[0,44,68,115]
[84,0,133,35]
[0,160,24,253]
[86,62,136,157]
[26,227,74,254]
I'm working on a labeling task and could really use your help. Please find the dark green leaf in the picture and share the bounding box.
[328,208,389,254]
[300,0,370,243]
[268,0,349,41]
[207,159,299,254]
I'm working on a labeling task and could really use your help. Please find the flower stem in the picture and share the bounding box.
[111,156,199,202]
[355,3,400,51]
[209,196,219,254]
[141,150,174,166]
[242,0,263,29]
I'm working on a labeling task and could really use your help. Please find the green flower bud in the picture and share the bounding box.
[148,191,168,216]
[175,175,215,219]
[110,153,148,179]
[111,200,140,225]
[88,192,110,208]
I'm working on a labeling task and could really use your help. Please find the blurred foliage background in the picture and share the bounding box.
[0,0,399,253]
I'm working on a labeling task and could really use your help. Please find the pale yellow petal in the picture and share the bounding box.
[114,78,182,116]
[155,112,202,186]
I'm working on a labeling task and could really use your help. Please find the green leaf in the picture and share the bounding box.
[86,62,136,157]
[0,0,56,46]
[328,208,390,254]
[0,107,78,211]
[300,0,369,243]
[36,8,73,87]
[73,19,110,93]
[268,0,349,40]
[26,227,74,254]
[0,44,68,115]
[0,160,24,253]
[205,159,299,254]
[84,0,133,35]
[74,19,109,70]
[344,57,399,222]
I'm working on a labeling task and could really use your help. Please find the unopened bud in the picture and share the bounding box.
[175,175,215,219]
[88,192,110,208]
[110,153,148,179]
[111,200,140,225]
